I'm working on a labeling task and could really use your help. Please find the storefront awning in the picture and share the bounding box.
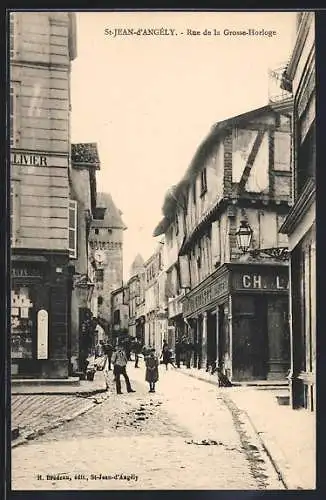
[12,255,47,262]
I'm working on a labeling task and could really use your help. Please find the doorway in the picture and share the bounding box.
[232,295,268,381]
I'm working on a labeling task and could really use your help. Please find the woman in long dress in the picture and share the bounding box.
[145,348,159,393]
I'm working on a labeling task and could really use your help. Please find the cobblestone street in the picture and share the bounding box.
[11,364,284,490]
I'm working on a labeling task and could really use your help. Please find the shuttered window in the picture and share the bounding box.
[274,131,291,171]
[68,200,77,259]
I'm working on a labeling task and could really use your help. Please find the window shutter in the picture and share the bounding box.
[69,200,77,259]
[274,131,291,171]
[179,255,190,288]
[211,220,221,264]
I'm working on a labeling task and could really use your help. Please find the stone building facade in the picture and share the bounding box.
[111,285,129,343]
[144,243,167,355]
[68,143,100,374]
[88,192,126,333]
[280,12,316,411]
[154,104,293,382]
[10,12,77,378]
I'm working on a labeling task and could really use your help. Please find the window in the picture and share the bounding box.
[10,185,15,246]
[68,200,77,259]
[175,213,179,235]
[11,286,34,359]
[10,181,20,246]
[200,168,207,195]
[95,269,104,282]
[10,82,20,148]
[274,131,291,171]
[9,13,18,60]
[114,310,120,325]
[192,182,196,204]
[95,228,99,235]
[297,120,315,196]
[97,296,103,306]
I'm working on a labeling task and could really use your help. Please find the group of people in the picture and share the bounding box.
[103,342,159,394]
[93,338,178,395]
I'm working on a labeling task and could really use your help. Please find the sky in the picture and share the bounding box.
[70,11,297,281]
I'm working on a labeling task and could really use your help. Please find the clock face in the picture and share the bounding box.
[94,250,105,263]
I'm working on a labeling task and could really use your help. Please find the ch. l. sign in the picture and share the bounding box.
[37,309,48,360]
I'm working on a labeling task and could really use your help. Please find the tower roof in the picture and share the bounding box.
[129,253,145,278]
[92,192,127,229]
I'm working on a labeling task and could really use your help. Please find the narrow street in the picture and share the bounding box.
[12,364,284,490]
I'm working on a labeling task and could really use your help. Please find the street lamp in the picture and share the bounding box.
[235,220,253,254]
[235,220,289,261]
[73,274,95,305]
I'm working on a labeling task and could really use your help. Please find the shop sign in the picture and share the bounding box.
[11,152,48,167]
[233,271,289,291]
[12,267,43,278]
[182,275,229,316]
[37,309,48,360]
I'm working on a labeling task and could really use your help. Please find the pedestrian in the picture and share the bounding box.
[185,338,193,369]
[175,339,182,368]
[102,340,114,371]
[161,341,176,370]
[111,344,136,395]
[132,337,142,368]
[124,337,132,361]
[145,348,159,393]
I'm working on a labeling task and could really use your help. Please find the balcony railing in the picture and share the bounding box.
[268,63,293,105]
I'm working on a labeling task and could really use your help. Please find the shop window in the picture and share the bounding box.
[200,167,207,195]
[69,200,77,258]
[11,287,33,359]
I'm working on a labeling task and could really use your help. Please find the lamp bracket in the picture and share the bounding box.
[249,247,289,261]
[73,273,94,289]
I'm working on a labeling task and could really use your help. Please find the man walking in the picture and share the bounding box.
[102,340,114,371]
[175,339,182,368]
[111,344,136,395]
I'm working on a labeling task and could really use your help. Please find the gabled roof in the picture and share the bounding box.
[153,104,275,237]
[92,192,127,229]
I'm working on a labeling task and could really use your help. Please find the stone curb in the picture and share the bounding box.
[11,386,108,397]
[11,391,111,449]
[241,410,304,490]
[178,368,302,490]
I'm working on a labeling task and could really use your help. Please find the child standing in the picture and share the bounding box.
[145,348,159,393]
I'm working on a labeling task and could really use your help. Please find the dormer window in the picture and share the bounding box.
[94,207,106,220]
[200,168,207,196]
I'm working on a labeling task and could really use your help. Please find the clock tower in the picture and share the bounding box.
[89,192,127,331]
